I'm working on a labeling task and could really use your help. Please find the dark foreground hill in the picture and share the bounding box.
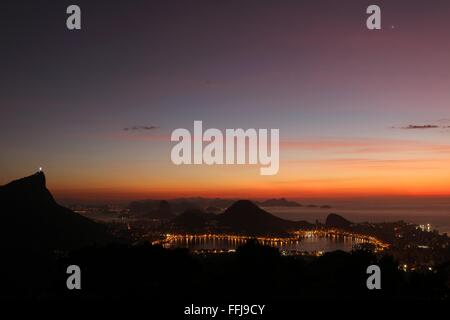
[0,171,114,253]
[50,240,449,301]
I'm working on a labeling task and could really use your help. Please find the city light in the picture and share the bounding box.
[152,230,390,255]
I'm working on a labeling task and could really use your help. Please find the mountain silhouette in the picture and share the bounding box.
[218,200,312,235]
[128,199,160,216]
[0,172,114,252]
[257,198,302,207]
[146,200,175,220]
[128,199,202,215]
[170,208,216,232]
[325,213,353,229]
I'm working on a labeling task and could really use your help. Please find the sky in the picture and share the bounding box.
[1,0,450,201]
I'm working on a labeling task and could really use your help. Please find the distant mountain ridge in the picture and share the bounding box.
[165,200,314,235]
[256,198,301,207]
[0,172,115,252]
[325,213,353,229]
[217,200,313,235]
[128,197,331,215]
[128,200,175,220]
[171,209,217,233]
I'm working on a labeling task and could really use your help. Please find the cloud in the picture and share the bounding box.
[283,158,443,170]
[280,137,450,154]
[392,122,450,130]
[123,125,159,131]
[400,125,440,130]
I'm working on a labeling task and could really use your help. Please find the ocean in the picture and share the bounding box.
[264,198,450,235]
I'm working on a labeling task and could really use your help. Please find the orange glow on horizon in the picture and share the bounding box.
[4,137,450,201]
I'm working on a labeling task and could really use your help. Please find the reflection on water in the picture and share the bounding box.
[164,234,367,253]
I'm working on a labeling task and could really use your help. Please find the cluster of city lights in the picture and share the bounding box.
[152,229,390,253]
[152,233,301,246]
[293,229,390,250]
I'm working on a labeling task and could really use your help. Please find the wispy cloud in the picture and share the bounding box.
[400,124,440,129]
[280,137,450,154]
[123,125,159,131]
[391,122,450,130]
[283,158,444,170]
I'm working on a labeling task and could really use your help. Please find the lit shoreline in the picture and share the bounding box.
[152,229,390,253]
